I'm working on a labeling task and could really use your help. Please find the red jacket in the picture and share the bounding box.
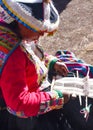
[0,24,64,118]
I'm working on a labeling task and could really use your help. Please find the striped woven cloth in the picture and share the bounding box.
[55,50,93,78]
[0,23,20,74]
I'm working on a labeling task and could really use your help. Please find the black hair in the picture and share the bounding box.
[8,21,22,39]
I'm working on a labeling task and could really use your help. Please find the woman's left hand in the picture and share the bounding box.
[54,62,69,77]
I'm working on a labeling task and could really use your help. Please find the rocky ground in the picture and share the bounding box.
[40,0,93,65]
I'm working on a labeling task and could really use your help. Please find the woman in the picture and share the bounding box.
[0,0,69,130]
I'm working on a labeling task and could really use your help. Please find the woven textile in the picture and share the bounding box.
[0,24,20,74]
[55,50,93,78]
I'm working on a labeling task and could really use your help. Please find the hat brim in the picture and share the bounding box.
[0,0,59,32]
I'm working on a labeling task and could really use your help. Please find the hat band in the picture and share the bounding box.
[0,6,14,23]
[15,0,43,3]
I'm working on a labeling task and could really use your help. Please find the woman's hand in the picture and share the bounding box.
[54,62,69,77]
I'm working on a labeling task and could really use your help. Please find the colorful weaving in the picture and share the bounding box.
[0,24,20,74]
[55,50,93,78]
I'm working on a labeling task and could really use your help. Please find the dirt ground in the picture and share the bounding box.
[40,0,93,65]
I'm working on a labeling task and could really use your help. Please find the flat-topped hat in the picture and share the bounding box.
[0,0,60,33]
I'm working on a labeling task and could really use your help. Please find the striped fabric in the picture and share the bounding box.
[55,50,93,78]
[0,24,20,74]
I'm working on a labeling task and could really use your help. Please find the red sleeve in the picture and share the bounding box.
[0,46,51,116]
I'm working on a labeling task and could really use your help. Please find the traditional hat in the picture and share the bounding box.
[0,0,59,33]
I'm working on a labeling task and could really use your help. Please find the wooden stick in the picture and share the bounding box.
[51,76,55,92]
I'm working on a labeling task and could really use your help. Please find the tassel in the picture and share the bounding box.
[80,104,92,122]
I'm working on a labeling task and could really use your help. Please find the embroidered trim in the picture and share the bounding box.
[21,42,47,85]
[7,107,27,118]
[38,97,64,115]
[38,90,64,115]
[49,59,58,70]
